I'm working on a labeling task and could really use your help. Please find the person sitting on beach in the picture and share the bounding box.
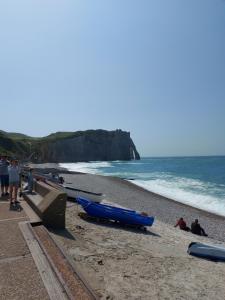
[191,219,208,236]
[174,217,190,231]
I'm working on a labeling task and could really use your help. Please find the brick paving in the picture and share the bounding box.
[0,199,50,300]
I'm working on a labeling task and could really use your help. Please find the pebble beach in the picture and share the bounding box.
[31,164,225,299]
[61,172,225,242]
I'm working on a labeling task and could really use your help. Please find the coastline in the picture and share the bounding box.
[124,179,225,219]
[60,172,225,242]
[29,163,225,241]
[30,163,225,299]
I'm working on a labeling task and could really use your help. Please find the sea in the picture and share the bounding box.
[60,156,225,217]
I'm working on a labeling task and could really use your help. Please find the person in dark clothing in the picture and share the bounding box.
[174,217,190,231]
[191,219,208,236]
[0,155,10,197]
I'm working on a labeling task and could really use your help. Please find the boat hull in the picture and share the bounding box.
[63,186,104,203]
[77,197,154,227]
[188,242,225,261]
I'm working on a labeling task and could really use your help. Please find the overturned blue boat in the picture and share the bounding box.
[77,197,154,227]
[188,242,225,261]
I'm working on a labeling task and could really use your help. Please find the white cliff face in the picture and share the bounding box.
[0,129,140,162]
[37,130,140,163]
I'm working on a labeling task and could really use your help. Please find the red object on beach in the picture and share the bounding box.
[175,218,188,230]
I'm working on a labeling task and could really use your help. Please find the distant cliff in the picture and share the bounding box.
[0,129,140,162]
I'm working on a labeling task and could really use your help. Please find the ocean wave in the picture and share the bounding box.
[60,158,225,216]
[132,178,225,217]
[59,161,113,174]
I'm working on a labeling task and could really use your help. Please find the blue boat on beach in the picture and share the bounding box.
[188,242,225,261]
[77,197,155,227]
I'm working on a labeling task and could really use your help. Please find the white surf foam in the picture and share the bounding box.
[59,161,112,174]
[133,178,225,217]
[60,161,225,217]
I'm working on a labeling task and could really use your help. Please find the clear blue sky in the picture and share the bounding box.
[0,0,225,156]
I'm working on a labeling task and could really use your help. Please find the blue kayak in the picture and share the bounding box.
[77,197,154,227]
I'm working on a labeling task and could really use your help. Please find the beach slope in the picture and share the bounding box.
[49,172,225,300]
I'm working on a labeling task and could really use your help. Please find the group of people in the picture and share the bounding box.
[175,217,208,236]
[0,155,21,206]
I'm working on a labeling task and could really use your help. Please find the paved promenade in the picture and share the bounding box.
[0,197,50,300]
[0,192,97,300]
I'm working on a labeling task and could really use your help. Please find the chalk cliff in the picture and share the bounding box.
[36,130,140,162]
[0,129,140,162]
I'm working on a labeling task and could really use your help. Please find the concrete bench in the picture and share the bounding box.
[23,180,67,229]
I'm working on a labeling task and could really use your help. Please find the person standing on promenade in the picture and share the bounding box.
[8,159,21,205]
[0,155,9,198]
[174,217,190,231]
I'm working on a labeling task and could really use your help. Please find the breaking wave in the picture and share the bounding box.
[59,161,112,174]
[60,157,225,216]
[133,177,225,217]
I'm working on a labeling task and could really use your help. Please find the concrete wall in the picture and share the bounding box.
[24,181,67,229]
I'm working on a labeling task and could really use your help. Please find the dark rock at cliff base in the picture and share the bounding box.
[0,129,140,162]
